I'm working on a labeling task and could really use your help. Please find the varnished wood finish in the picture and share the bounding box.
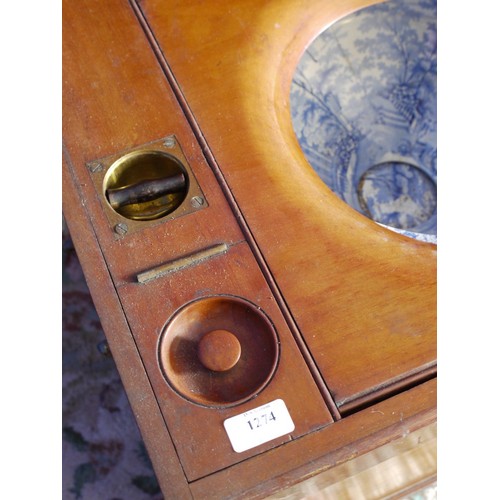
[138,0,437,409]
[119,242,333,481]
[190,379,436,499]
[63,0,437,496]
[197,329,243,372]
[63,0,332,484]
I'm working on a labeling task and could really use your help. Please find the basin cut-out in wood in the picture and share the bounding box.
[290,0,437,242]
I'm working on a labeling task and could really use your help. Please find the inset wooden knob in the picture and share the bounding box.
[198,329,241,372]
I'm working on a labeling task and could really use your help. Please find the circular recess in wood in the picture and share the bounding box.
[103,150,189,221]
[158,295,280,407]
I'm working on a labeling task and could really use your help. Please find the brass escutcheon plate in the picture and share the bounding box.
[87,135,207,237]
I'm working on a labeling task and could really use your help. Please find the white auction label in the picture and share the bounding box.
[224,399,295,453]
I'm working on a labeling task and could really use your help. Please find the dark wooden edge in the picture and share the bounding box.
[189,378,436,499]
[338,362,437,415]
[63,150,193,499]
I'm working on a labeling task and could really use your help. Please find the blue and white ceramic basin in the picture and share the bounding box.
[290,0,437,242]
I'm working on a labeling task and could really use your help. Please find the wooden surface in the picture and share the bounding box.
[189,379,436,499]
[116,241,333,481]
[138,0,437,410]
[63,0,437,496]
[63,0,332,484]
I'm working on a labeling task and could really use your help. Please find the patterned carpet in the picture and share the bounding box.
[62,222,162,500]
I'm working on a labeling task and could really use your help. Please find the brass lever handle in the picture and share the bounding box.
[106,172,186,209]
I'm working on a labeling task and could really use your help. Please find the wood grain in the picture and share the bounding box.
[189,379,436,499]
[63,0,437,496]
[63,0,332,484]
[139,0,437,408]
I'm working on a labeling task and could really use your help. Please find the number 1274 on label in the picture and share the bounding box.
[224,399,295,453]
[247,411,276,430]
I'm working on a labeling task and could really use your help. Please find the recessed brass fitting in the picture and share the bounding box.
[87,135,207,237]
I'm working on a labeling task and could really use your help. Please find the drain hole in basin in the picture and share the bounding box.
[357,162,437,231]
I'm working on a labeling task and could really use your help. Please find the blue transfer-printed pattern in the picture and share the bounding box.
[290,0,437,241]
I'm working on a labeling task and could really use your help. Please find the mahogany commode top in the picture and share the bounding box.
[62,0,437,497]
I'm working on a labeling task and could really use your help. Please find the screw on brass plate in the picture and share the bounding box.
[163,136,176,148]
[191,196,205,208]
[114,222,128,236]
[89,136,206,235]
[88,162,103,173]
